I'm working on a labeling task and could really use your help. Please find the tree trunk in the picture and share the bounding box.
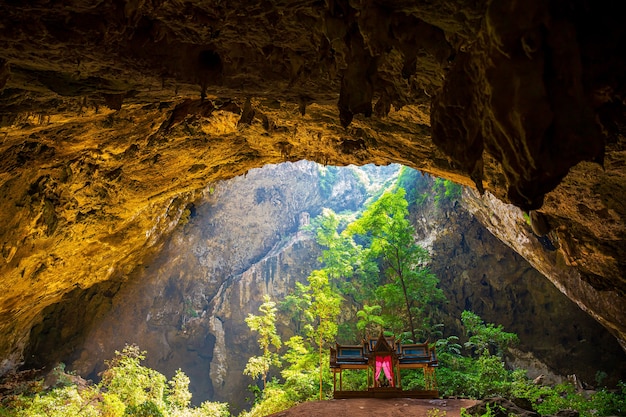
[319,331,323,400]
[399,271,416,341]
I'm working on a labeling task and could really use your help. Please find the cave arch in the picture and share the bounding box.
[0,0,625,382]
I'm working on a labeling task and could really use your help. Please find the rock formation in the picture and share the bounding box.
[0,0,625,376]
[412,181,626,387]
[51,161,379,410]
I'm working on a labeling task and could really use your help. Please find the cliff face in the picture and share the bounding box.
[28,163,623,412]
[1,0,625,375]
[41,161,381,410]
[409,179,626,386]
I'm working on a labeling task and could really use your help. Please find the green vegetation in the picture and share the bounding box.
[508,379,626,417]
[242,179,625,417]
[0,344,229,417]
[396,166,421,205]
[432,177,462,208]
[347,188,445,342]
[244,295,282,390]
[241,186,446,415]
[318,166,339,199]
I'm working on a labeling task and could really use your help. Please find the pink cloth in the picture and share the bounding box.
[375,356,394,387]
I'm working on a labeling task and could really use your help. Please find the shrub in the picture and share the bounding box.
[99,345,167,411]
[1,346,231,417]
[239,384,295,417]
[124,400,163,417]
[511,374,626,417]
[13,385,99,417]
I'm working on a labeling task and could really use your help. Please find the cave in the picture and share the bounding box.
[1,0,625,408]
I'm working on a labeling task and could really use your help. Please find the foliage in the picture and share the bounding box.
[241,336,334,417]
[100,345,167,410]
[303,269,342,399]
[238,383,295,417]
[435,335,462,356]
[318,166,339,199]
[434,312,519,399]
[356,304,385,337]
[511,378,626,417]
[50,362,76,387]
[439,312,626,417]
[280,336,320,401]
[348,187,445,342]
[124,400,163,417]
[244,296,282,389]
[395,166,421,205]
[168,369,192,409]
[460,403,506,417]
[10,385,100,417]
[279,282,312,335]
[313,210,378,304]
[183,300,199,319]
[2,345,230,417]
[305,270,342,344]
[427,408,447,417]
[461,311,518,357]
[432,178,462,208]
[435,352,515,399]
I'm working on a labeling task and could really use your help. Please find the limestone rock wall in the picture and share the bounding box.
[463,188,626,352]
[410,176,626,386]
[47,161,382,410]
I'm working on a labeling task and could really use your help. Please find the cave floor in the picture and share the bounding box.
[266,398,480,417]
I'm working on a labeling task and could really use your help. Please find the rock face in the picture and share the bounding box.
[464,188,626,353]
[31,164,623,412]
[48,161,382,410]
[409,179,626,386]
[0,0,625,375]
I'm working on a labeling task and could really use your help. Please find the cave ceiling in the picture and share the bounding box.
[1,0,625,370]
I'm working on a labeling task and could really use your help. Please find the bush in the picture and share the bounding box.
[239,384,295,417]
[2,345,231,417]
[512,378,626,417]
[99,345,167,411]
[432,178,462,208]
[13,385,99,417]
[124,401,163,417]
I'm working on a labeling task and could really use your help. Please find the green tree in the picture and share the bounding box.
[99,344,167,411]
[244,295,282,389]
[356,304,386,337]
[304,269,342,400]
[280,282,312,335]
[348,188,444,342]
[461,310,518,357]
[432,178,463,208]
[280,336,320,400]
[314,209,378,305]
[168,368,192,409]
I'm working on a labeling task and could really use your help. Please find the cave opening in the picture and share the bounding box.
[17,161,626,411]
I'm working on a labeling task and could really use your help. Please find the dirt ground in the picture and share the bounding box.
[267,398,481,417]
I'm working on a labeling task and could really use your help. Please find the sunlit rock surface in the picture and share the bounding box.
[1,0,625,373]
